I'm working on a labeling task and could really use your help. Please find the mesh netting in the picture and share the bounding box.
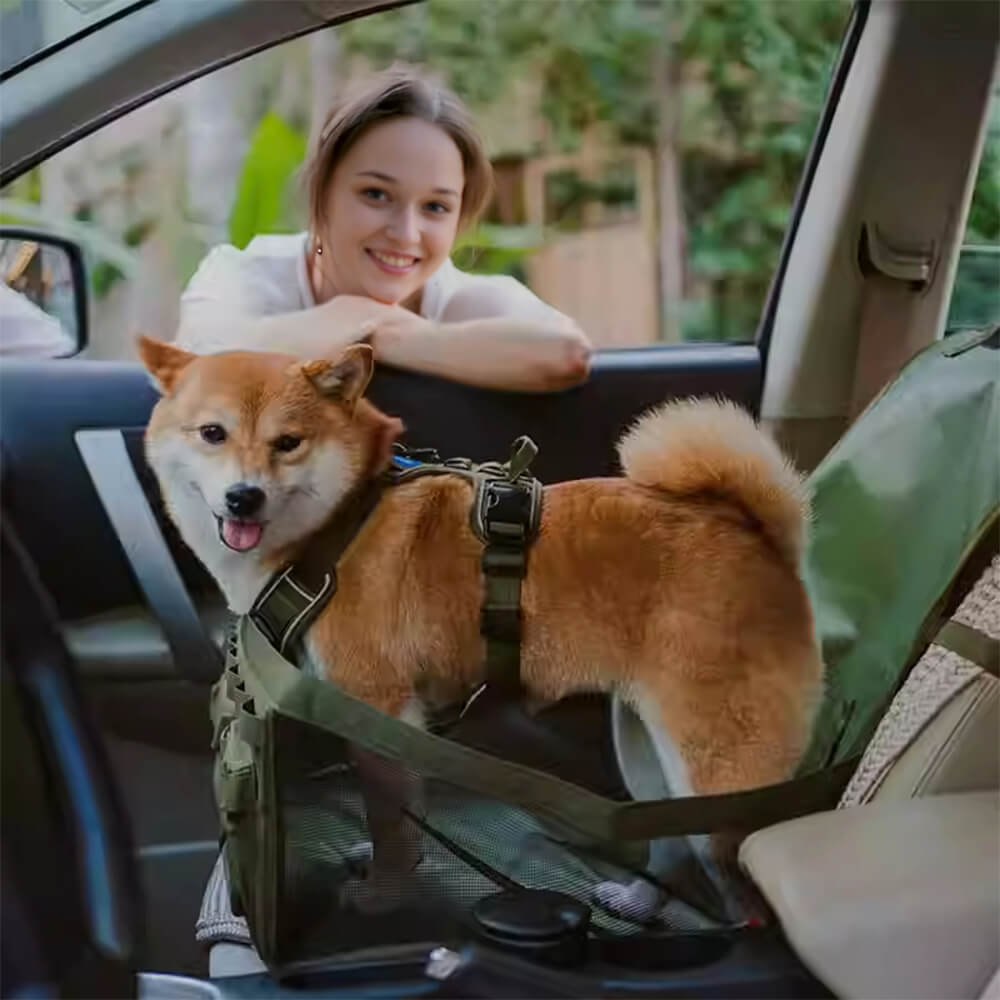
[252,711,720,967]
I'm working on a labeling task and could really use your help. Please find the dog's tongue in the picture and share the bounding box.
[222,519,263,552]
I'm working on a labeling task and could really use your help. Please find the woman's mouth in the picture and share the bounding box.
[366,248,419,275]
[216,516,265,552]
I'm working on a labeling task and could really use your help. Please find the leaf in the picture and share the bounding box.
[228,112,307,250]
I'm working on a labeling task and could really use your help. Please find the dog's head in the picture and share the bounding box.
[138,337,402,607]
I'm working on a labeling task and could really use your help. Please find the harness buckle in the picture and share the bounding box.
[250,564,334,656]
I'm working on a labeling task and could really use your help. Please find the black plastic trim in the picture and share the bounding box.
[1,517,144,971]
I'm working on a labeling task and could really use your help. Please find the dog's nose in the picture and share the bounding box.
[224,484,265,518]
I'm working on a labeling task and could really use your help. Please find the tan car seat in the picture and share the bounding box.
[740,555,999,999]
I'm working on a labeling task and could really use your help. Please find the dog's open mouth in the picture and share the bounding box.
[216,516,265,553]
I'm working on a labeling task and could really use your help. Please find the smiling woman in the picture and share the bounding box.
[174,66,592,393]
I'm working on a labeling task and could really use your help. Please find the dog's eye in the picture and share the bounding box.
[199,424,226,445]
[273,434,302,453]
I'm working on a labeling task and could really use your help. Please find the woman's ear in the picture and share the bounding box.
[137,335,197,394]
[300,344,375,408]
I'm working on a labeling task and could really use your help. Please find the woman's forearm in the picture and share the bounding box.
[177,305,370,358]
[374,317,592,392]
[177,297,592,392]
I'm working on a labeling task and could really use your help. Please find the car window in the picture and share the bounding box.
[945,83,999,333]
[0,0,851,359]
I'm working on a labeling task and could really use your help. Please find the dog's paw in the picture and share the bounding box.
[592,878,665,924]
[342,841,373,873]
[338,870,405,915]
[338,850,425,915]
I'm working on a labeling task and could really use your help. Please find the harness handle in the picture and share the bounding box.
[506,436,538,481]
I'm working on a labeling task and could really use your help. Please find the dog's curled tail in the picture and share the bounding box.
[617,398,810,566]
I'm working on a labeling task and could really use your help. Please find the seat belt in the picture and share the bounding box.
[935,620,999,677]
[76,428,223,684]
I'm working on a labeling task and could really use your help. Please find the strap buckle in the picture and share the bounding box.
[249,564,334,656]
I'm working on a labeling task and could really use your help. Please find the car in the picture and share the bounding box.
[1,1,997,997]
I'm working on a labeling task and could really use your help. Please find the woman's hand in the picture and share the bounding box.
[320,295,403,341]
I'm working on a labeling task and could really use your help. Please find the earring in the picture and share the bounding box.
[315,243,323,256]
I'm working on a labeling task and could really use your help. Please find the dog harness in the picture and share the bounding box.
[248,436,543,704]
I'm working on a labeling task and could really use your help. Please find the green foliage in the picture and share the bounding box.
[13,168,43,205]
[946,250,999,330]
[123,219,156,247]
[90,259,125,300]
[946,87,999,331]
[963,95,999,245]
[228,112,307,250]
[339,0,849,343]
[453,224,541,282]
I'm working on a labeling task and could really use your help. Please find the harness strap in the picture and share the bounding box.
[471,437,542,695]
[250,437,543,701]
[240,613,861,840]
[249,477,385,657]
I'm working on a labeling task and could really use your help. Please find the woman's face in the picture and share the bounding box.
[315,116,465,306]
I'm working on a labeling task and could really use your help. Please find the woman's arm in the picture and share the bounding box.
[175,296,383,359]
[173,243,394,358]
[371,277,592,392]
[174,243,591,389]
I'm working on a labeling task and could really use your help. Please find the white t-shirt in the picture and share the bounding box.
[0,283,75,358]
[175,231,543,354]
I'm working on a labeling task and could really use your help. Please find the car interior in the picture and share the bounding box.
[1,1,997,997]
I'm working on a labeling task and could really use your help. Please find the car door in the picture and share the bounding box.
[0,0,868,975]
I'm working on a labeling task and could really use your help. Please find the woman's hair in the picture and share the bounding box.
[303,65,493,237]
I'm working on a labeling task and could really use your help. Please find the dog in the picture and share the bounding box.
[139,336,823,922]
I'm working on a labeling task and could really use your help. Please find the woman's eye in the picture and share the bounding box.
[273,434,302,453]
[199,424,226,445]
[361,187,388,202]
[425,201,452,215]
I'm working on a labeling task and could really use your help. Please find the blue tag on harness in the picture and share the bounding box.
[392,455,422,469]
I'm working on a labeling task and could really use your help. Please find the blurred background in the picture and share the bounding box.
[1,0,996,360]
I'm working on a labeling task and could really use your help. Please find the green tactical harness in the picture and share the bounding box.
[247,435,543,710]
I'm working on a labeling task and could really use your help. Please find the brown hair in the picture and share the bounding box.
[303,65,493,238]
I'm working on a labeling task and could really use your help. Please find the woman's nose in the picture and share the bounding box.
[386,204,420,245]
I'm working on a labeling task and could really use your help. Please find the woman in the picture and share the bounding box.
[175,66,591,392]
[193,66,590,977]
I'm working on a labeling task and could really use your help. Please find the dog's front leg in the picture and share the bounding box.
[340,745,424,914]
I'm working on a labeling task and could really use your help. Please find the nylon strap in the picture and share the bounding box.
[240,615,858,841]
[249,477,385,657]
[471,437,542,694]
[935,620,999,676]
[75,428,222,684]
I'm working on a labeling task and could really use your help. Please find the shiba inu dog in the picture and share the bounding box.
[139,335,822,921]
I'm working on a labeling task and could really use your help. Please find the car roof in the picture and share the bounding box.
[0,0,412,187]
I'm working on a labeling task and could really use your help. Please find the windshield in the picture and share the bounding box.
[0,0,148,76]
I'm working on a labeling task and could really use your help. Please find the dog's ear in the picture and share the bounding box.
[301,344,374,409]
[138,336,196,394]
